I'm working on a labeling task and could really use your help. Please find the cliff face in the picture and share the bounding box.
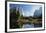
[33,7,42,18]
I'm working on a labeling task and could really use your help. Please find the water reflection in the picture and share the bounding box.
[22,23,34,28]
[22,22,42,28]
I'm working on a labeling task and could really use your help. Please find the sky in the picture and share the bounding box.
[10,4,42,17]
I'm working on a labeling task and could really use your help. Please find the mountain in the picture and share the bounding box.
[33,7,42,18]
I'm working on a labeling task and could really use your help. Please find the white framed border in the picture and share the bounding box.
[7,2,45,32]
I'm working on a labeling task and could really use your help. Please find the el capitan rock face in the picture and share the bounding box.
[33,7,42,18]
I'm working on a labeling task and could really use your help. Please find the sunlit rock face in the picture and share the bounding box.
[33,7,42,18]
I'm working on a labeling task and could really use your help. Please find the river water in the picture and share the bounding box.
[22,24,34,28]
[22,23,42,28]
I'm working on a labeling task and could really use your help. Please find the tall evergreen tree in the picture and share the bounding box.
[10,7,20,29]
